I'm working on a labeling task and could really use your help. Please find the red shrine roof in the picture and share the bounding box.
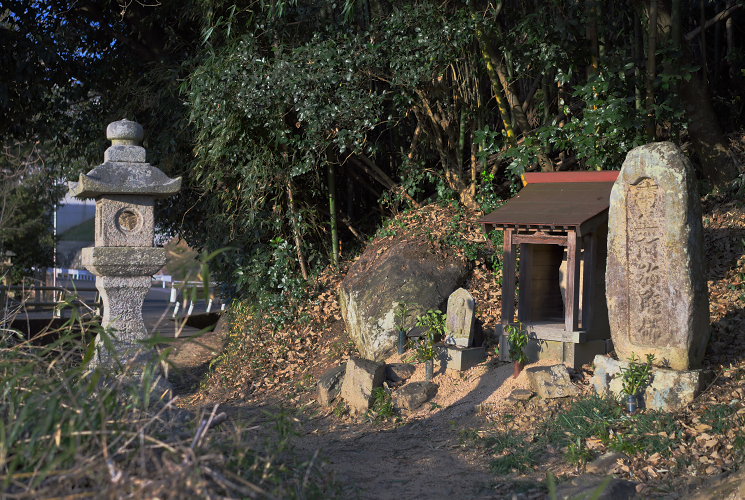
[478,171,619,233]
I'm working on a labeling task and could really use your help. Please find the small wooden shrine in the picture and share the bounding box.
[478,171,618,368]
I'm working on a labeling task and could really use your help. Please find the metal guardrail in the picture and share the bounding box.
[3,271,225,319]
[1,285,102,317]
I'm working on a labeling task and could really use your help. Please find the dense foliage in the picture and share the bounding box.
[2,0,744,303]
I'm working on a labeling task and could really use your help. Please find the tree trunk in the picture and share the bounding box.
[652,0,740,189]
[585,0,600,77]
[679,76,740,188]
[634,8,643,111]
[286,179,308,280]
[645,0,657,141]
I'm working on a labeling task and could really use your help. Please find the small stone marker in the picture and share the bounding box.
[441,288,485,372]
[445,288,475,346]
[606,142,709,370]
[340,357,385,413]
[69,119,181,372]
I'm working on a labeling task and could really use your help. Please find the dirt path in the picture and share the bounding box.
[287,363,522,499]
[170,328,538,498]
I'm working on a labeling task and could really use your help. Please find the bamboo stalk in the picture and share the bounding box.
[327,163,339,267]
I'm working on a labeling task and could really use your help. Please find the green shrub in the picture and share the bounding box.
[367,387,396,423]
[0,309,335,497]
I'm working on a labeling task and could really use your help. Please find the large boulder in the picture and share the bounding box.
[339,238,469,361]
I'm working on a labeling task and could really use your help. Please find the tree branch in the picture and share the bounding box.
[684,4,742,41]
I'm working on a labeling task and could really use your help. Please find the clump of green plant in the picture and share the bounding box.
[700,403,743,435]
[0,304,336,497]
[412,309,446,362]
[483,431,544,474]
[333,401,350,418]
[367,387,396,422]
[395,302,412,332]
[620,353,655,397]
[565,437,594,466]
[505,321,528,365]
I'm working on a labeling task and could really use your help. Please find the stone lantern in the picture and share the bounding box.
[69,119,180,368]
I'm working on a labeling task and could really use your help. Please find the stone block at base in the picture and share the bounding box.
[591,355,710,411]
[525,364,579,399]
[317,363,346,407]
[340,357,385,413]
[440,345,486,371]
[497,329,610,369]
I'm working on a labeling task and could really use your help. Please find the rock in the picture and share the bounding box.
[585,451,626,474]
[508,389,534,401]
[385,363,416,384]
[339,358,385,413]
[338,238,468,361]
[445,287,475,346]
[592,355,709,411]
[393,382,438,411]
[689,467,745,500]
[525,364,579,399]
[317,364,346,406]
[606,142,709,370]
[555,474,637,500]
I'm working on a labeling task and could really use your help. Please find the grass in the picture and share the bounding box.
[546,396,683,457]
[700,403,742,434]
[366,387,396,423]
[486,432,544,474]
[465,396,689,475]
[0,303,337,498]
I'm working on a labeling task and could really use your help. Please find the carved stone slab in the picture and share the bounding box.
[606,142,709,370]
[445,287,475,347]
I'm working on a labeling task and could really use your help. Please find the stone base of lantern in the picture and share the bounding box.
[89,273,173,397]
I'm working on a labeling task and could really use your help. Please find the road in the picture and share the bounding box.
[4,278,217,339]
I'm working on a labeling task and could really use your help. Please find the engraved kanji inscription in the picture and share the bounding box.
[625,178,669,346]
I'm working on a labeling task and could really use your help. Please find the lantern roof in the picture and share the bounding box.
[69,119,181,199]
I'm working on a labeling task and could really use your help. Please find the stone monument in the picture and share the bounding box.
[69,119,181,369]
[606,142,709,371]
[445,287,475,346]
[441,287,485,371]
